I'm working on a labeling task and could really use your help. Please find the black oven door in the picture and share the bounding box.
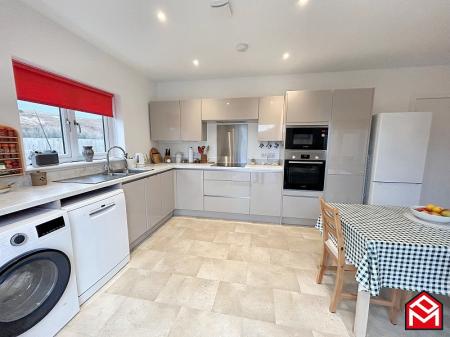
[284,160,325,191]
[285,127,328,150]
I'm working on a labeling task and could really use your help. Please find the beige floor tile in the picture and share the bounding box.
[128,248,166,270]
[56,330,90,337]
[180,227,218,241]
[287,236,323,254]
[156,274,220,311]
[285,225,319,237]
[64,293,126,336]
[270,249,319,270]
[140,236,194,254]
[188,240,229,259]
[296,269,334,298]
[251,234,290,250]
[197,258,248,283]
[106,268,170,301]
[214,231,252,246]
[98,297,179,337]
[153,252,205,276]
[235,222,270,235]
[213,282,275,322]
[273,289,349,336]
[168,307,241,337]
[202,218,237,232]
[242,318,314,337]
[247,263,300,292]
[228,244,271,264]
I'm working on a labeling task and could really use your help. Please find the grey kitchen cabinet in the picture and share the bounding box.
[149,101,181,141]
[325,174,365,203]
[204,196,250,214]
[175,170,204,211]
[147,174,163,229]
[180,99,206,141]
[257,96,284,141]
[122,178,148,244]
[250,172,283,217]
[161,170,175,216]
[286,90,332,123]
[282,195,321,220]
[202,97,259,121]
[325,88,374,202]
[147,170,175,229]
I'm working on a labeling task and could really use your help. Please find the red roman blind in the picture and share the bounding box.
[12,60,114,117]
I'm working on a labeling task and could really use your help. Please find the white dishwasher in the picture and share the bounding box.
[62,189,130,304]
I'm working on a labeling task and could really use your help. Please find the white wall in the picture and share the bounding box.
[154,65,450,113]
[0,0,154,156]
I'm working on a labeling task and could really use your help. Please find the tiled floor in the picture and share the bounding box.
[58,216,450,337]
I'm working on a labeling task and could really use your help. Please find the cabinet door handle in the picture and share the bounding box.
[288,161,323,164]
[89,203,115,217]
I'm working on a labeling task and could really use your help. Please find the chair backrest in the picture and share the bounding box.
[319,197,346,263]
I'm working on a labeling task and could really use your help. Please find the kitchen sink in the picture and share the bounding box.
[56,169,152,184]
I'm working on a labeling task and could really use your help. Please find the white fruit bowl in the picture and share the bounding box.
[411,206,450,224]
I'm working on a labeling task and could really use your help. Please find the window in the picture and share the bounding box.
[17,100,113,164]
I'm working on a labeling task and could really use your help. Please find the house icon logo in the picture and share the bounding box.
[405,291,443,330]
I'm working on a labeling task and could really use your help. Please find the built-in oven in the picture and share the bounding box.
[285,126,328,150]
[284,150,326,191]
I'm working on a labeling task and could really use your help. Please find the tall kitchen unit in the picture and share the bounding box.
[364,111,432,206]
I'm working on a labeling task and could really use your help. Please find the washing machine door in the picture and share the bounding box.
[0,249,71,337]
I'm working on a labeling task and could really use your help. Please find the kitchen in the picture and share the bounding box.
[0,1,450,337]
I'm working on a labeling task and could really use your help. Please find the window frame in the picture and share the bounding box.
[18,100,113,165]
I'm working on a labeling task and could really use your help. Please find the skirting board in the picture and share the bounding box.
[281,217,316,226]
[174,209,282,224]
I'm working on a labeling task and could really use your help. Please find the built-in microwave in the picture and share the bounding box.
[285,126,328,150]
[283,150,326,191]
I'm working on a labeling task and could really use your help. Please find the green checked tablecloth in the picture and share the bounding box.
[315,203,450,296]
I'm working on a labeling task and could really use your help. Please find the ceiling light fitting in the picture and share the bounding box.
[236,43,249,52]
[283,52,290,60]
[157,10,167,22]
[192,59,200,67]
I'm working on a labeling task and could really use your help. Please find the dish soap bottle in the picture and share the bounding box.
[188,147,194,163]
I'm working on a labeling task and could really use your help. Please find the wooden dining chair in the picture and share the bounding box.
[316,197,402,324]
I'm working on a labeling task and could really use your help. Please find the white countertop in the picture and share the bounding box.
[0,163,282,217]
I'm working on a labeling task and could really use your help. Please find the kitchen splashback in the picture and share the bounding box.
[156,122,282,163]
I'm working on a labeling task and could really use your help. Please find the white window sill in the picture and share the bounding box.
[25,158,123,173]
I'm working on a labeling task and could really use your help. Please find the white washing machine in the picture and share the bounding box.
[0,208,79,337]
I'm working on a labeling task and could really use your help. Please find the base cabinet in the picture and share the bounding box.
[282,195,321,220]
[250,172,283,217]
[122,179,148,244]
[123,171,175,246]
[175,170,204,211]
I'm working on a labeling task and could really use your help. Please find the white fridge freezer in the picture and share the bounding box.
[365,111,432,206]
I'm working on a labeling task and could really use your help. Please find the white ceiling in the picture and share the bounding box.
[21,0,450,81]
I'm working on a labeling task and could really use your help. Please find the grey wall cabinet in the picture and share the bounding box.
[202,97,259,121]
[325,88,374,203]
[122,178,148,245]
[286,90,332,123]
[180,99,206,141]
[175,170,204,211]
[250,172,283,216]
[149,101,181,141]
[257,96,284,141]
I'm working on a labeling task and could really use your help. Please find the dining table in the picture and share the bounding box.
[316,203,450,337]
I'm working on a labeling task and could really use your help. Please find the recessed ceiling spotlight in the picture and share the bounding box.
[282,52,290,60]
[157,10,167,22]
[298,0,309,7]
[192,59,200,67]
[236,43,249,52]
